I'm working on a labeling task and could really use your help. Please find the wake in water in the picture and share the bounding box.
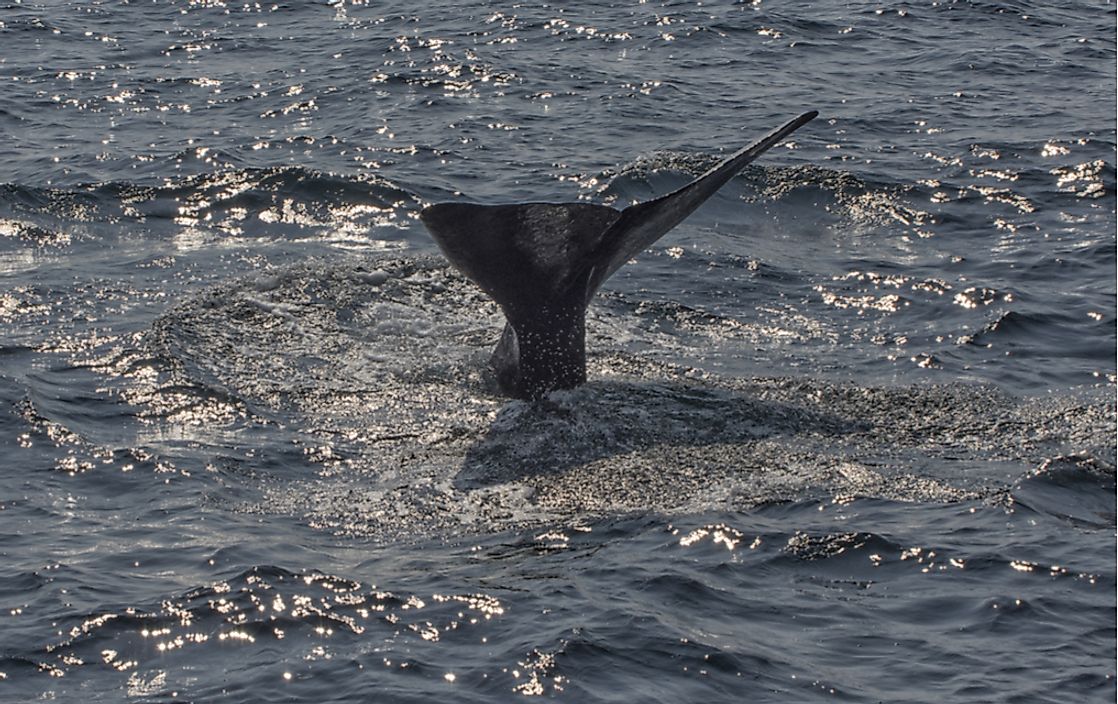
[55,251,1106,542]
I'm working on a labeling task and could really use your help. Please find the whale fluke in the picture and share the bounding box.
[420,111,818,399]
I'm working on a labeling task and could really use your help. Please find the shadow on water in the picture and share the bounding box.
[453,377,868,491]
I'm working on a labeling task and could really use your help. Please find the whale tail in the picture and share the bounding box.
[420,111,818,399]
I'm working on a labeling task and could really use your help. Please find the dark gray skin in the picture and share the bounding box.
[420,111,817,400]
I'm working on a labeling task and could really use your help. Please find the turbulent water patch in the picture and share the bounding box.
[89,257,1116,540]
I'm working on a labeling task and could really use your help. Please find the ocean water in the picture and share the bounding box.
[0,0,1115,701]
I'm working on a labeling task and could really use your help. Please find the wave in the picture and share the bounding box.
[0,167,425,245]
[964,310,1115,360]
[27,564,499,688]
[1010,453,1116,528]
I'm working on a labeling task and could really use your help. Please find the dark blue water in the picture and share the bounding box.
[1,1,1114,702]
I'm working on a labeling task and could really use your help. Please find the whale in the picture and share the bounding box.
[420,111,818,400]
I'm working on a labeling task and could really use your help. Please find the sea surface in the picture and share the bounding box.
[0,1,1115,702]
